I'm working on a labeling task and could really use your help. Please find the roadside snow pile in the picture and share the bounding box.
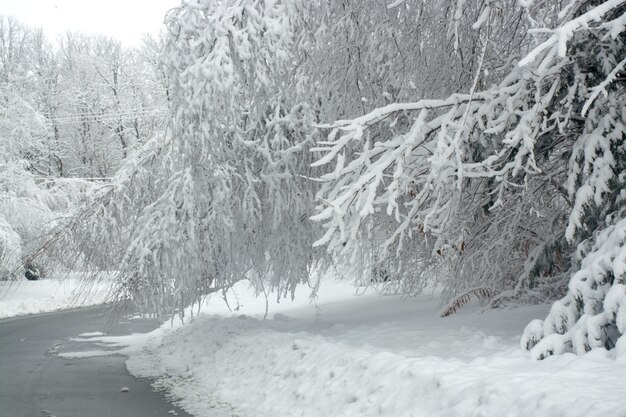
[0,278,111,319]
[64,280,626,417]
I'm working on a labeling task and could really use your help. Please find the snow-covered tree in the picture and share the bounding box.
[23,0,625,361]
[311,0,537,293]
[311,0,626,358]
[48,0,325,317]
[520,0,626,359]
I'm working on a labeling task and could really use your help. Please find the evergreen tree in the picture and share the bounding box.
[521,0,626,359]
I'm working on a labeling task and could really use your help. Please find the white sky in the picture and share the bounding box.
[0,0,181,46]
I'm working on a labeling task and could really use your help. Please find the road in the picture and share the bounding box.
[0,306,193,417]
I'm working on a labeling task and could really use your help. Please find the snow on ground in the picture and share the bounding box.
[0,277,111,319]
[62,279,626,417]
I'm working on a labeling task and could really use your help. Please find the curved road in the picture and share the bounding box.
[0,306,192,417]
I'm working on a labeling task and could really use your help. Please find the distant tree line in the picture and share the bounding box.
[0,15,170,279]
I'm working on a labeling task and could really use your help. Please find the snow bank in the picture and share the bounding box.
[65,280,626,417]
[0,277,111,319]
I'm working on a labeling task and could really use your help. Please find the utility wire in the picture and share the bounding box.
[43,108,167,126]
[49,107,167,121]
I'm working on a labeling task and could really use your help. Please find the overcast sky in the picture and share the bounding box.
[0,0,180,45]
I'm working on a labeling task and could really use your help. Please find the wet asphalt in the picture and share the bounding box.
[0,306,193,417]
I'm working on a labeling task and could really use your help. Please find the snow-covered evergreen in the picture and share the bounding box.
[521,0,626,359]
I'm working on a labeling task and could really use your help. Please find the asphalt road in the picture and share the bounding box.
[0,306,193,417]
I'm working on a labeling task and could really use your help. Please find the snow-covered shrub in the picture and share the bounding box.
[0,162,90,279]
[0,215,21,280]
[0,163,53,278]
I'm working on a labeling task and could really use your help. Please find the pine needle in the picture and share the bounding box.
[439,288,495,317]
